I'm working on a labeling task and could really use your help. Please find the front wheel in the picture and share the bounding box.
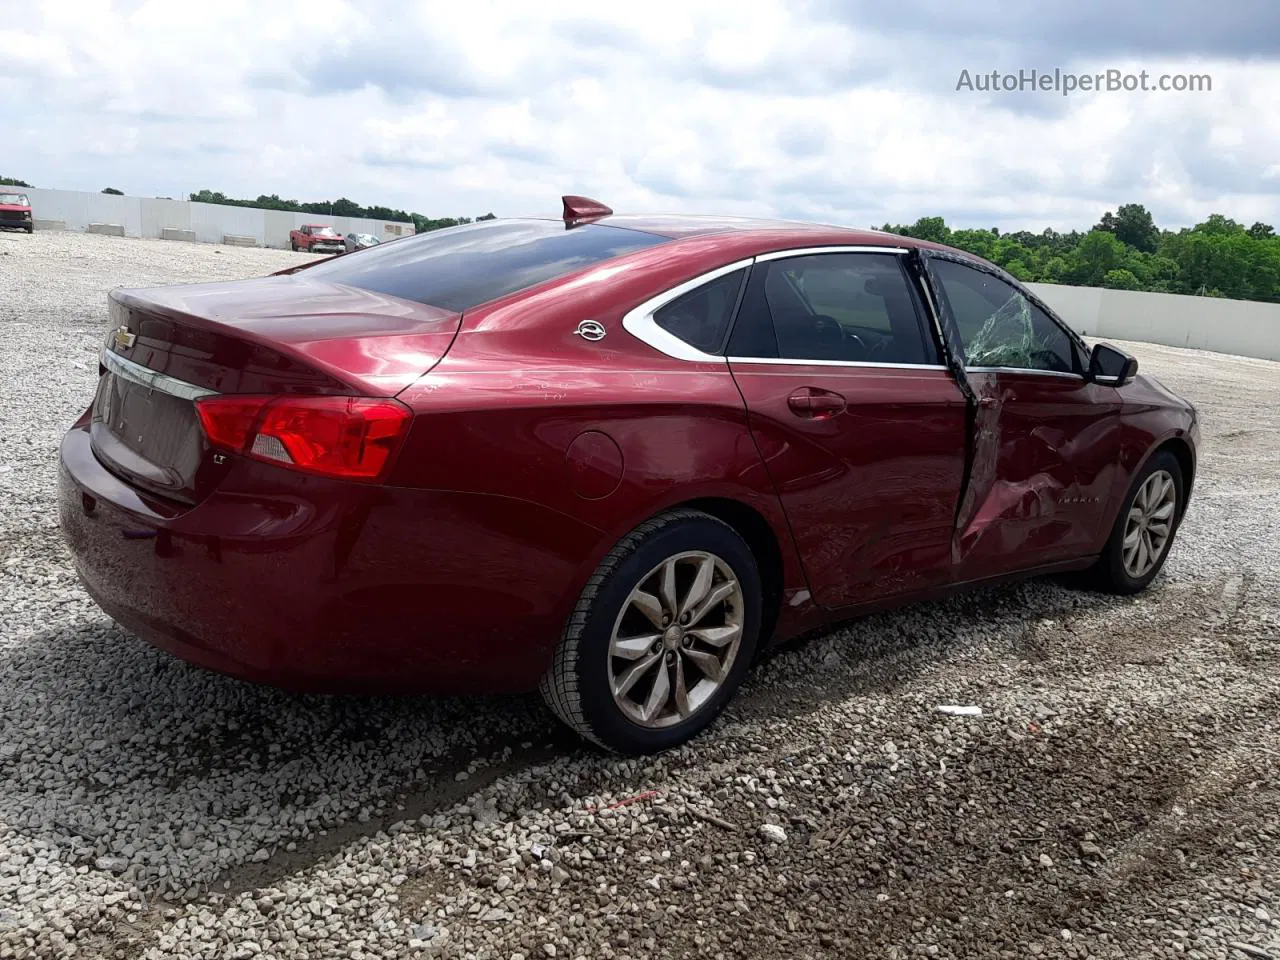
[1090,450,1184,594]
[541,509,762,754]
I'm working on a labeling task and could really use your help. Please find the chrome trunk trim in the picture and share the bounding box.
[100,349,219,401]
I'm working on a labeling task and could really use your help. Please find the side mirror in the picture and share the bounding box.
[1089,342,1139,386]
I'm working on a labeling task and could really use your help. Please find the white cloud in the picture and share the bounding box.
[2,0,1279,231]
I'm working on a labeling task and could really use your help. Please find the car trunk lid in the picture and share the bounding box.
[92,275,460,503]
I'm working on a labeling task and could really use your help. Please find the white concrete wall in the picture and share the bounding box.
[28,190,143,236]
[23,188,412,249]
[140,198,190,238]
[1027,281,1280,362]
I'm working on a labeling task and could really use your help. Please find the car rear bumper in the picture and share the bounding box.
[58,422,604,693]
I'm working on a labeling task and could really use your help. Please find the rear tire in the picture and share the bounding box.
[540,509,762,754]
[1090,450,1184,594]
[25,225,33,234]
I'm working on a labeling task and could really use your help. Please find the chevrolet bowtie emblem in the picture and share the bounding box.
[112,326,136,351]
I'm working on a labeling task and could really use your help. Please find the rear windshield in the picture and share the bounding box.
[300,219,671,312]
[0,193,28,205]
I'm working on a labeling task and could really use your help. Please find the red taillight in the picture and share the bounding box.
[195,395,412,481]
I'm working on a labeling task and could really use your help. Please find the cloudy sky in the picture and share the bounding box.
[3,0,1279,232]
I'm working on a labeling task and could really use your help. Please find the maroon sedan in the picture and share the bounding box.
[59,196,1198,753]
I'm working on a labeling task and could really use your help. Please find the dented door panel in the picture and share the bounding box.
[914,249,1126,581]
[952,370,1124,580]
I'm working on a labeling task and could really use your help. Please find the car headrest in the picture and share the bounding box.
[864,277,905,298]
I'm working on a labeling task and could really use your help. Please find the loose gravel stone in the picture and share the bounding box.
[2,231,1279,960]
[758,823,788,844]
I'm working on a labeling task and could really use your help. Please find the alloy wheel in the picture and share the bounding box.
[608,550,745,729]
[1122,469,1177,579]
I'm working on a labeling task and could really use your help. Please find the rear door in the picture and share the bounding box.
[922,255,1123,579]
[725,248,968,608]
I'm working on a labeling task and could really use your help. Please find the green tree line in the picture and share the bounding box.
[882,204,1280,303]
[187,189,496,235]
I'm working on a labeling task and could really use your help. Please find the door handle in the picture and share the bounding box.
[787,387,846,420]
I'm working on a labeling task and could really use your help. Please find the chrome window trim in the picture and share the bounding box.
[101,348,219,401]
[728,357,947,371]
[1092,374,1125,386]
[745,246,938,368]
[966,365,1085,381]
[622,245,1093,384]
[754,245,910,262]
[623,246,912,363]
[620,258,753,362]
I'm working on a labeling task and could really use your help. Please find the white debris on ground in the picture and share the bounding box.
[1,230,1278,960]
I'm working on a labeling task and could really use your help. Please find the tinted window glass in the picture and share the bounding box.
[725,265,778,359]
[303,219,670,313]
[931,260,1076,373]
[728,253,936,364]
[652,268,746,353]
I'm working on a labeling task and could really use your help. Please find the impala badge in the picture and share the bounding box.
[112,326,136,351]
[574,320,606,342]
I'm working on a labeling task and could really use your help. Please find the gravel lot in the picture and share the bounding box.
[1,230,1278,960]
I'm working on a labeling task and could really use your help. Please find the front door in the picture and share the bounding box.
[923,256,1124,580]
[726,249,968,609]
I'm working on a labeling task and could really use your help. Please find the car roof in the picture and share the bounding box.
[397,214,990,287]
[582,214,987,267]
[533,213,975,260]
[528,197,994,264]
[588,213,891,242]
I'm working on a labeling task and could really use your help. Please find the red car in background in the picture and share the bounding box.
[0,189,33,233]
[58,196,1197,753]
[290,224,344,253]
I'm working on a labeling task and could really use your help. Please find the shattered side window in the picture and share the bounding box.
[931,260,1076,374]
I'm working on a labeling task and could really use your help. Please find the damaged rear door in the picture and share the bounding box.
[918,253,1124,580]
